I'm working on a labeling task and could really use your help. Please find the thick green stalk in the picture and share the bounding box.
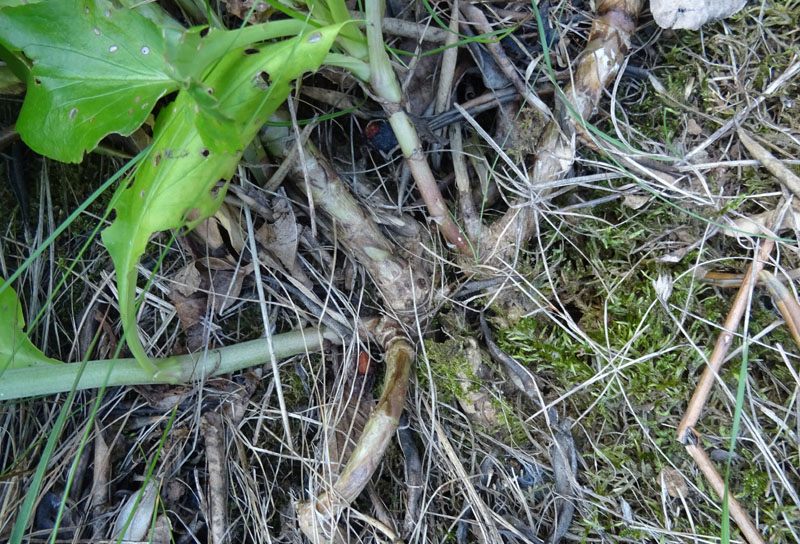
[0,327,336,401]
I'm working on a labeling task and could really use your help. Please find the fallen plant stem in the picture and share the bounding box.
[737,128,800,200]
[760,270,800,350]
[0,327,337,401]
[701,267,800,288]
[677,236,774,441]
[684,432,767,544]
[486,0,643,263]
[262,112,429,314]
[459,2,550,116]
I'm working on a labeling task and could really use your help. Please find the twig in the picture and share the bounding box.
[286,98,317,237]
[348,10,450,42]
[760,271,800,350]
[434,0,459,118]
[677,233,775,442]
[684,431,767,544]
[203,412,227,544]
[450,125,481,242]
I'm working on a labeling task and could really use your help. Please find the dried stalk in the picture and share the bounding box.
[738,128,800,200]
[261,116,429,315]
[760,270,800,350]
[676,237,775,442]
[685,433,766,544]
[459,3,550,116]
[296,318,413,543]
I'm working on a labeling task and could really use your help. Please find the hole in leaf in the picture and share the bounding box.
[34,78,42,86]
[141,46,150,55]
[206,87,214,95]
[140,190,146,199]
[243,48,259,56]
[153,152,162,167]
[259,72,271,86]
[200,148,210,158]
[199,27,209,38]
[109,45,118,53]
[209,182,224,201]
[69,108,78,120]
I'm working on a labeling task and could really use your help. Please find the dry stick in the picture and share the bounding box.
[364,0,471,256]
[287,98,317,237]
[451,125,482,241]
[685,438,766,544]
[737,128,800,200]
[347,10,450,42]
[459,2,551,117]
[203,413,227,544]
[676,237,775,441]
[760,271,800,349]
[434,1,459,118]
[486,0,643,262]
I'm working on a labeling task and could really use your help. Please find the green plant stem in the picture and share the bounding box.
[0,327,337,401]
[363,0,471,256]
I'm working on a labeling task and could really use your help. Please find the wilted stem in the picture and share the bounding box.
[261,114,429,314]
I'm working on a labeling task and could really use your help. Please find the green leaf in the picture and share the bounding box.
[0,1,310,163]
[0,0,177,163]
[0,279,61,372]
[101,24,348,373]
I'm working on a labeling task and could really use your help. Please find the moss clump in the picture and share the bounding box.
[418,338,481,403]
